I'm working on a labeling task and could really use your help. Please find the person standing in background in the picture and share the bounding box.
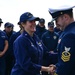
[35,18,47,40]
[3,22,16,75]
[42,21,59,53]
[0,18,8,75]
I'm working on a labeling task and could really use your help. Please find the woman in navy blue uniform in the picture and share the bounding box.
[11,12,54,75]
[49,5,75,75]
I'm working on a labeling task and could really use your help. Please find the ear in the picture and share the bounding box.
[63,14,69,21]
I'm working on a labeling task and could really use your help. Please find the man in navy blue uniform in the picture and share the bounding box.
[3,22,16,40]
[42,21,59,53]
[0,18,8,75]
[3,22,16,75]
[35,18,47,40]
[48,5,75,75]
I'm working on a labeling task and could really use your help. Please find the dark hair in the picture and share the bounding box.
[19,21,27,26]
[66,10,73,18]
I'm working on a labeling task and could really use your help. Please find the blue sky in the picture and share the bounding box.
[0,0,75,31]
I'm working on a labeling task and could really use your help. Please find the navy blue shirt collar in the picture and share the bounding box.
[64,21,75,32]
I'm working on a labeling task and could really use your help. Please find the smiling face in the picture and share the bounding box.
[22,20,36,36]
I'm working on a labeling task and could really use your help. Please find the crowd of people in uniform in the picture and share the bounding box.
[0,16,61,75]
[0,5,75,75]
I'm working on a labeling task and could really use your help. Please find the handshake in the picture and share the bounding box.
[41,64,56,75]
[48,64,56,75]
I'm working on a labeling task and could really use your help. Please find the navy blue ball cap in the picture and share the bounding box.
[11,24,14,27]
[0,18,3,23]
[4,22,12,27]
[39,18,45,23]
[19,12,40,23]
[48,5,75,20]
[48,21,54,27]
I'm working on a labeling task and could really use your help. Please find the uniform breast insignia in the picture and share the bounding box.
[61,47,71,62]
[53,36,57,39]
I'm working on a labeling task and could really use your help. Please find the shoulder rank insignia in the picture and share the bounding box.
[61,46,71,62]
